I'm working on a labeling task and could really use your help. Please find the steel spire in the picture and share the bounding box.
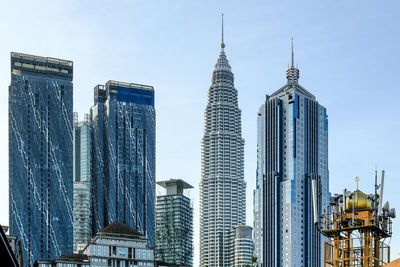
[221,13,225,49]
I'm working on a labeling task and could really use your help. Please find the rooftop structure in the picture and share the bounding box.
[314,172,396,266]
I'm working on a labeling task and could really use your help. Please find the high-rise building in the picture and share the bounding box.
[233,226,254,267]
[260,43,329,266]
[253,108,264,267]
[200,16,246,267]
[9,52,74,266]
[73,113,92,252]
[91,80,156,248]
[155,179,193,266]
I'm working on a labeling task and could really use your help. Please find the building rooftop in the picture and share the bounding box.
[11,52,73,80]
[157,179,193,190]
[100,221,144,237]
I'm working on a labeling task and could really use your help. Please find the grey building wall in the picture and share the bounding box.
[9,52,74,266]
[261,62,329,266]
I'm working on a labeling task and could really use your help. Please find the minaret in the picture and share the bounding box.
[200,15,246,267]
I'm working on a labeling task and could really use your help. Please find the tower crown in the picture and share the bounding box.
[286,38,300,83]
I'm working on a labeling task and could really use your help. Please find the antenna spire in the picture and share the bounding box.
[221,13,225,49]
[291,38,294,67]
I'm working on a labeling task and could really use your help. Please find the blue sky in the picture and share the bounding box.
[0,0,399,264]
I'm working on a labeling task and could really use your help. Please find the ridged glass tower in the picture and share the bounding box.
[260,43,329,266]
[200,16,246,267]
[9,52,74,266]
[91,80,156,249]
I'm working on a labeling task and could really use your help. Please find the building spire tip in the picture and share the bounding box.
[291,38,294,67]
[221,13,225,49]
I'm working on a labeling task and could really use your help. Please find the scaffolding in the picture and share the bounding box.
[313,171,395,267]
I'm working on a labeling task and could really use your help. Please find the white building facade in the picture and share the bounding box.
[199,26,246,267]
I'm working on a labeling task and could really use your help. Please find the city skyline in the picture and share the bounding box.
[1,1,400,266]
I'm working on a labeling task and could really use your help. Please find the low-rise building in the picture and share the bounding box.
[83,221,154,266]
[233,225,254,267]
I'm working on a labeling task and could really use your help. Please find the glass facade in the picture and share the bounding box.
[260,63,329,266]
[91,80,155,249]
[73,113,92,252]
[9,52,74,266]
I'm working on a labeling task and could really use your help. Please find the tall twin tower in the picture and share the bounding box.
[200,15,246,267]
[200,17,329,267]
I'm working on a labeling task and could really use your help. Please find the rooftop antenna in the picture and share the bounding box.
[221,13,225,49]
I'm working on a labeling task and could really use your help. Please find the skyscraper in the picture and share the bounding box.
[253,107,264,266]
[73,113,92,252]
[260,43,329,266]
[155,179,193,266]
[200,16,246,267]
[91,80,156,248]
[9,52,74,266]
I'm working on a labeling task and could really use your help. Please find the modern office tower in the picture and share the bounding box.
[253,109,264,267]
[83,221,155,266]
[260,44,329,266]
[200,17,246,267]
[155,179,193,266]
[9,52,74,266]
[233,226,254,267]
[73,113,92,252]
[91,80,156,248]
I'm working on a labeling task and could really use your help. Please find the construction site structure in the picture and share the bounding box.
[312,170,396,267]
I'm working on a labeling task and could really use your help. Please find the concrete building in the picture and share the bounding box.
[200,17,246,267]
[259,43,329,266]
[83,221,154,267]
[9,52,74,266]
[233,226,254,267]
[155,179,193,266]
[91,81,156,248]
[73,112,92,252]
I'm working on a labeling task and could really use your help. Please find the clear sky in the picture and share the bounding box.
[1,0,399,265]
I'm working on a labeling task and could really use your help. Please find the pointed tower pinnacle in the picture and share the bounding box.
[221,13,225,49]
[286,38,300,83]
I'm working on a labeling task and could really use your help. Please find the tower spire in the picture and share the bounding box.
[291,38,294,67]
[286,38,300,82]
[221,13,225,49]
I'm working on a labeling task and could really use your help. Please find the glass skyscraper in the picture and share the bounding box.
[9,52,74,266]
[73,112,92,252]
[155,179,193,266]
[200,20,246,267]
[91,80,155,248]
[259,48,329,266]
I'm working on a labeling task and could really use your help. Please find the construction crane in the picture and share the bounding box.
[312,170,396,266]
